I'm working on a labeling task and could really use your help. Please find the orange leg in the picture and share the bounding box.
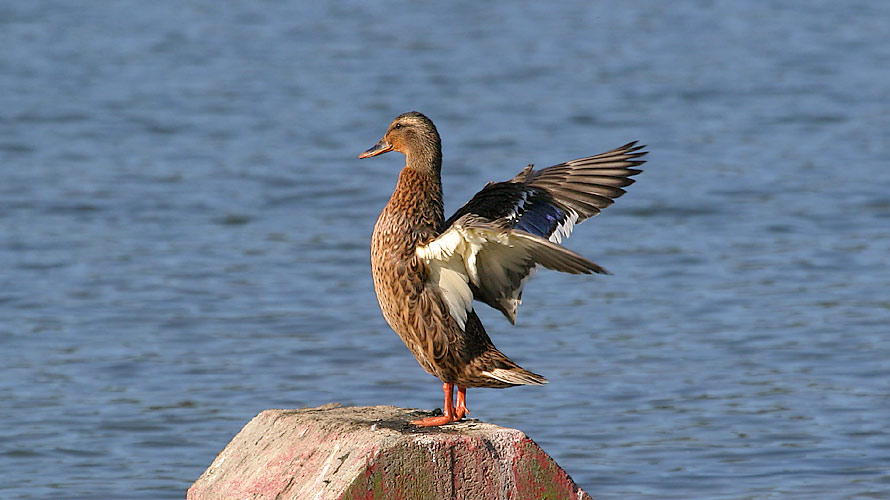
[411,382,466,427]
[454,386,469,420]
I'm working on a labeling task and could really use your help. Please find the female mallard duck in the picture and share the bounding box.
[359,111,646,426]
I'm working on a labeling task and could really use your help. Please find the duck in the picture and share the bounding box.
[359,111,646,426]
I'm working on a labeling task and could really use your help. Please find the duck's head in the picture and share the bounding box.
[359,111,441,164]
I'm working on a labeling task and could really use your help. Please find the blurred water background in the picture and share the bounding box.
[1,1,889,498]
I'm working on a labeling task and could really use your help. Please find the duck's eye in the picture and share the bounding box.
[393,123,403,130]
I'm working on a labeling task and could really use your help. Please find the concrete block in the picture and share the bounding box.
[188,404,591,500]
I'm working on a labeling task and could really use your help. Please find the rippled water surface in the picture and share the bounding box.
[2,1,889,498]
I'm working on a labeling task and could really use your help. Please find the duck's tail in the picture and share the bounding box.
[471,348,548,387]
[481,365,548,386]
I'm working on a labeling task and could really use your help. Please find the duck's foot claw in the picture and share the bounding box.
[410,414,461,427]
[453,406,469,420]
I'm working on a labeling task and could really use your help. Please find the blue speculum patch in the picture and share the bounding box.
[516,201,564,238]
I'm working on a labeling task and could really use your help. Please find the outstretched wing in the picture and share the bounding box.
[441,141,647,323]
[415,215,604,330]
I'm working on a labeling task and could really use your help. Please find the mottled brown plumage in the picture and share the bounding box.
[359,111,646,425]
[365,113,535,389]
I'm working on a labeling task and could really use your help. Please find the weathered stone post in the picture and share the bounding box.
[188,404,592,500]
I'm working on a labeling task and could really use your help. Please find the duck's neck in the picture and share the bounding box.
[396,160,443,209]
[389,156,445,237]
[404,141,442,178]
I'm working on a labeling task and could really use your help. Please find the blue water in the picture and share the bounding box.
[2,1,889,498]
